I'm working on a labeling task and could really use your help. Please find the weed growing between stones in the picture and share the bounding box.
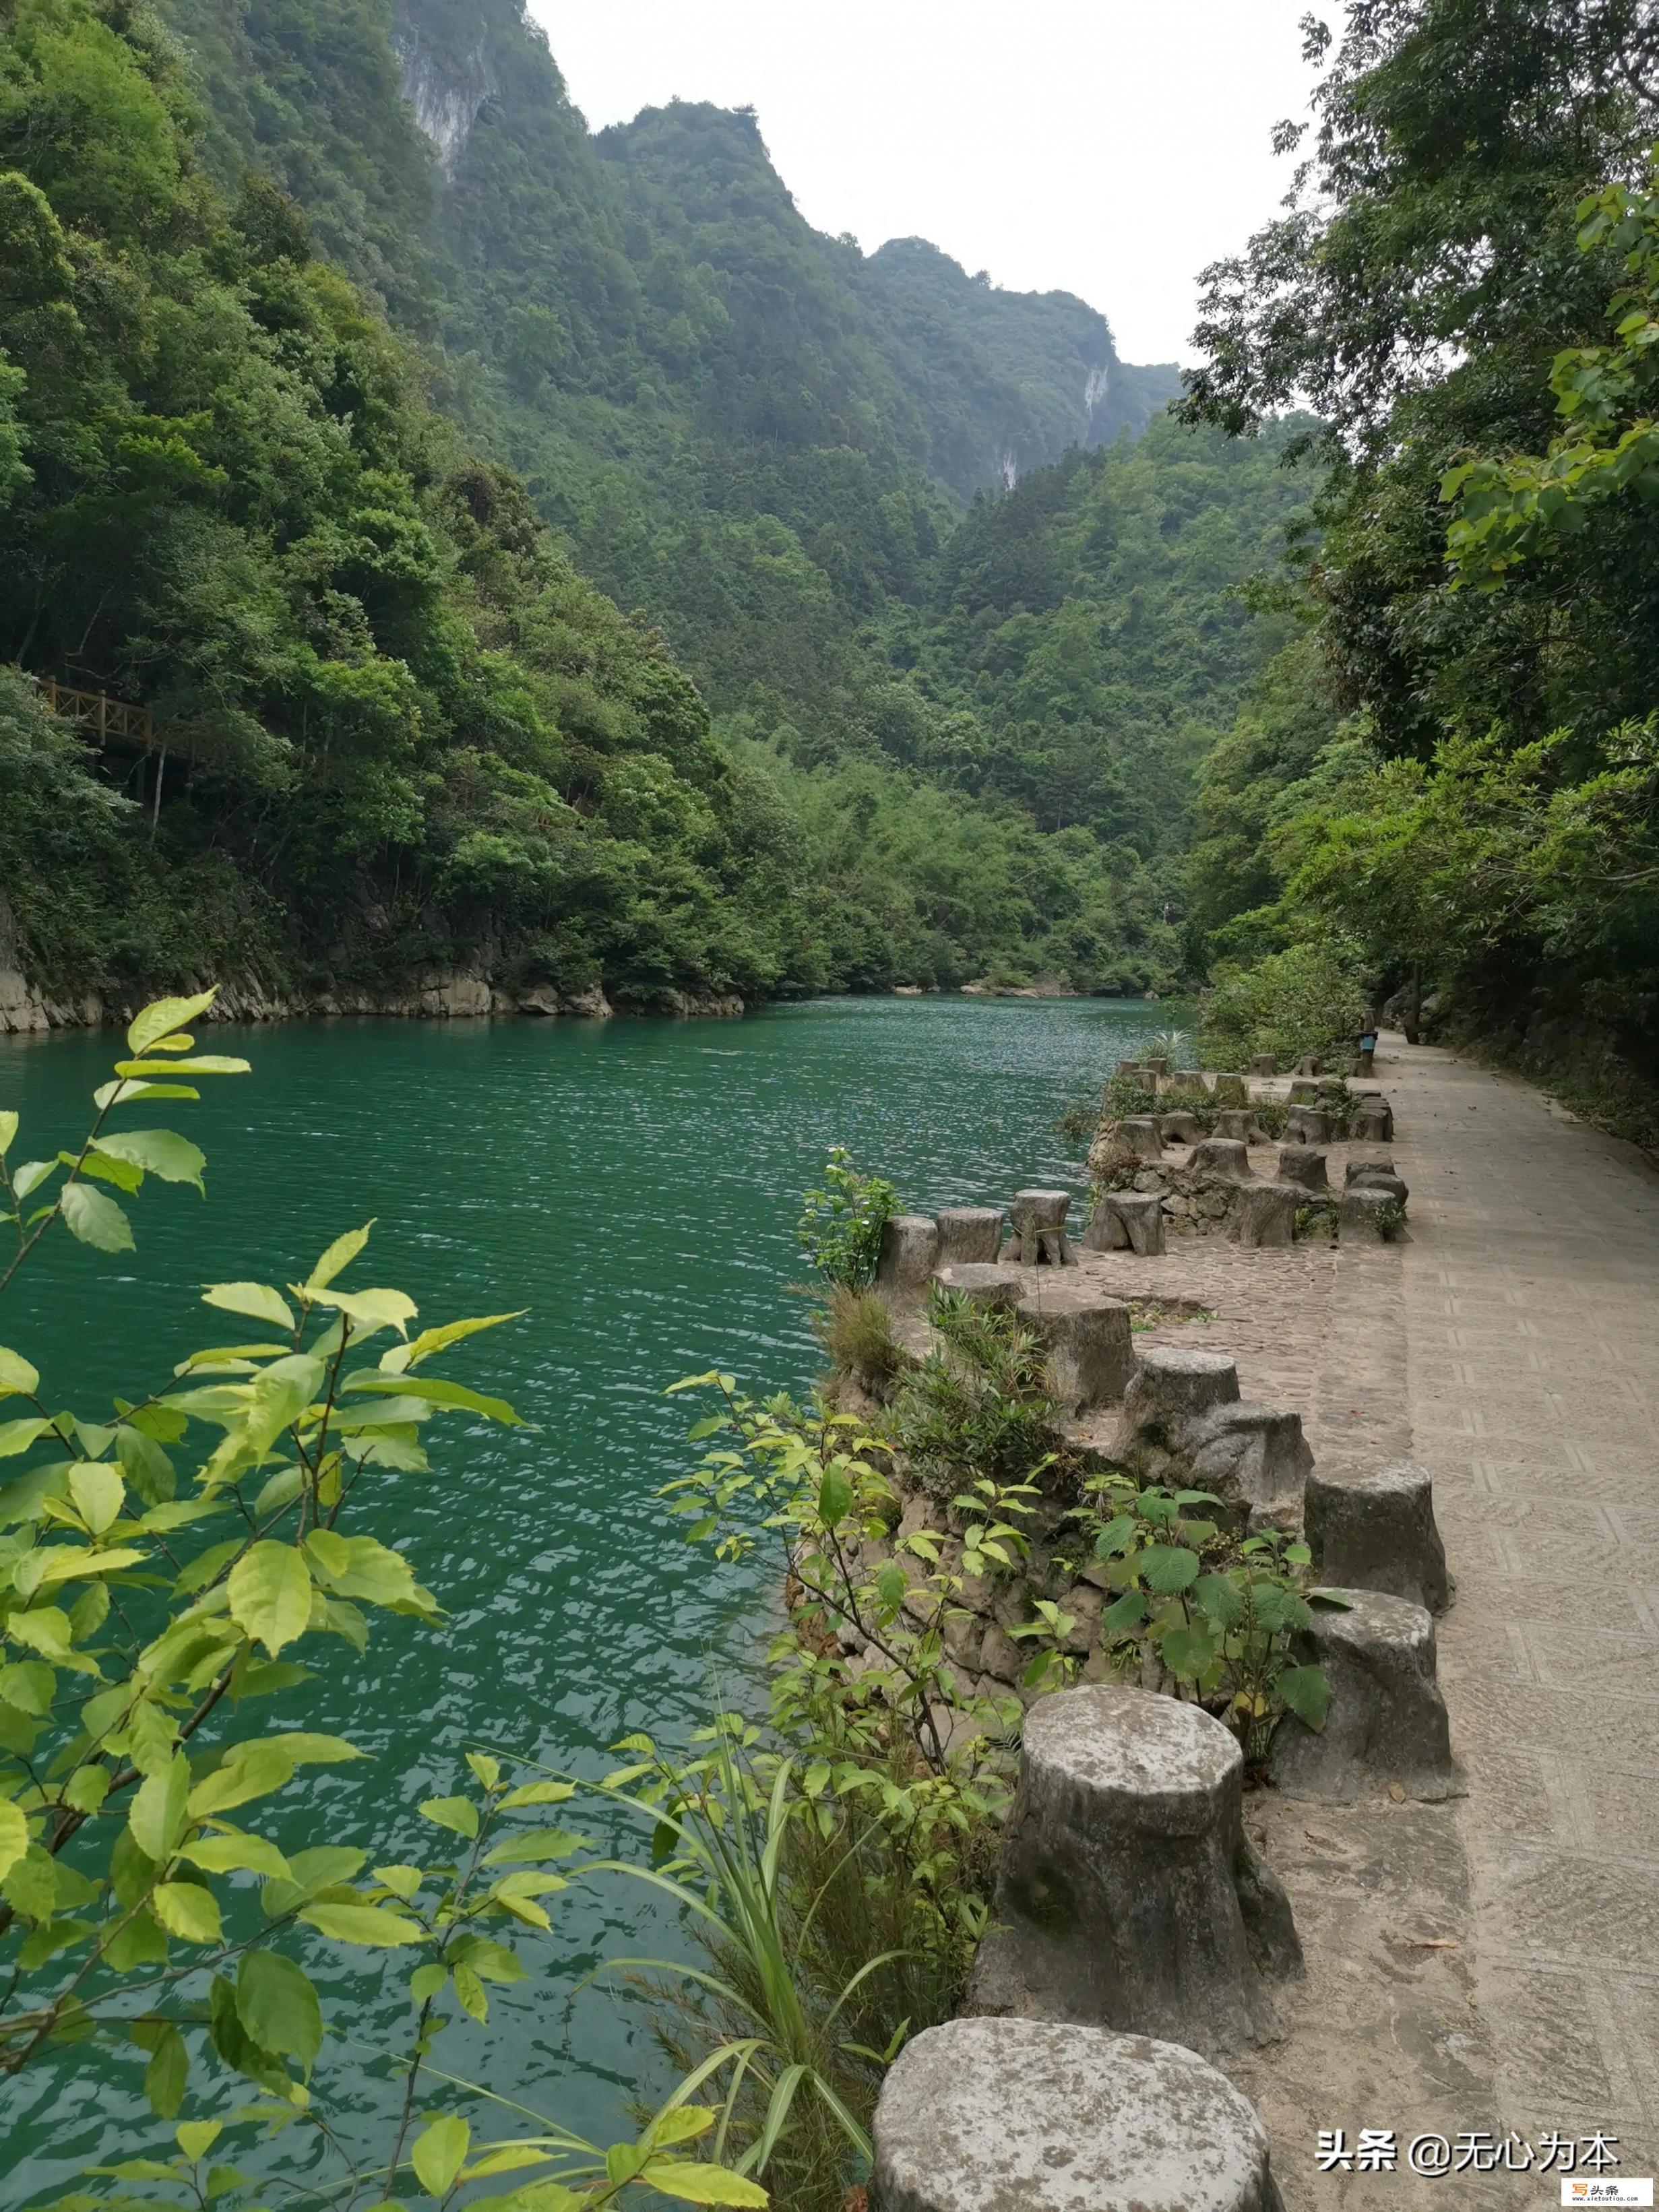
[1295,1198,1340,1239]
[815,1284,910,1397]
[885,1290,1076,1505]
[658,1373,1060,2199]
[1065,1474,1339,1771]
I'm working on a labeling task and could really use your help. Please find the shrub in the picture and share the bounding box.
[1200,939,1369,1071]
[886,1290,1069,1503]
[796,1147,900,1290]
[0,990,761,2212]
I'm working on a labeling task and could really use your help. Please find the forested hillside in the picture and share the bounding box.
[1178,0,1659,1138]
[0,0,1315,1017]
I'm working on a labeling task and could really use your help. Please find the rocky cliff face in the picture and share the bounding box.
[394,24,493,172]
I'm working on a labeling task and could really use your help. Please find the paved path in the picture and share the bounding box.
[1205,1038,1659,2207]
[1396,1038,1659,2190]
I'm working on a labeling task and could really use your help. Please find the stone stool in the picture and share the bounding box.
[934,1206,1004,1267]
[1143,1056,1170,1078]
[1117,1115,1164,1160]
[1294,1054,1322,1075]
[1249,1053,1277,1076]
[1209,1073,1247,1105]
[1190,1137,1251,1180]
[1339,1186,1400,1242]
[1188,1402,1313,1526]
[1228,1182,1297,1250]
[1274,1144,1327,1192]
[1350,1096,1394,1143]
[1270,1589,1461,1803]
[1009,1188,1075,1266]
[1158,1110,1201,1145]
[1288,1077,1321,1104]
[1212,1107,1263,1143]
[1346,1149,1396,1183]
[970,1687,1301,2055]
[933,1263,1020,1312]
[1347,1165,1408,1213]
[875,1215,938,1296]
[1117,1345,1240,1447]
[1116,1059,1146,1083]
[1283,1105,1331,1145]
[1085,1190,1166,1257]
[1305,1463,1450,1612]
[1164,1068,1208,1098]
[1016,1286,1132,1410]
[871,2017,1283,2212]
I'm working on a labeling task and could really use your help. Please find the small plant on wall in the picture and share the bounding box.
[1071,1473,1341,1770]
[795,1147,900,1290]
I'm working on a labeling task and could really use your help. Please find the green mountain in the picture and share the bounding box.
[0,0,1309,1017]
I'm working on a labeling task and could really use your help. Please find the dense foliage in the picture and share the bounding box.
[1179,0,1659,1124]
[0,994,773,2211]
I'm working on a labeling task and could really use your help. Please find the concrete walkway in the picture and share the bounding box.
[1397,1038,1659,2188]
[1230,1038,1659,2207]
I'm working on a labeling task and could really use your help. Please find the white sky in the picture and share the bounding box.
[526,1,1335,366]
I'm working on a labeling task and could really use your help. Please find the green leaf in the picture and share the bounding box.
[189,1743,296,1819]
[202,1284,296,1332]
[228,1542,313,1656]
[412,2115,470,2198]
[127,990,219,1057]
[646,2111,716,2151]
[179,1833,290,1879]
[92,1129,206,1192]
[480,1827,582,1866]
[76,1147,143,1193]
[383,1310,526,1372]
[816,1465,852,1529]
[175,2116,224,2161]
[0,1346,41,1399]
[115,1056,250,1078]
[68,1461,124,1536]
[237,1950,322,2068]
[304,1224,373,1293]
[143,2023,188,2119]
[1139,1543,1201,1595]
[152,1880,224,1944]
[0,1416,49,1458]
[304,1529,416,1607]
[60,1181,135,1253]
[1276,1664,1330,1731]
[499,1780,575,1809]
[638,2161,771,2207]
[11,1160,57,1201]
[297,1900,429,1947]
[1098,1588,1148,1637]
[241,1354,325,1456]
[1160,1625,1217,1680]
[418,1795,478,1839]
[263,1731,365,1765]
[309,1287,418,1339]
[343,1376,525,1426]
[129,1752,191,1863]
[117,1423,175,1505]
[1192,1572,1246,1628]
[0,1798,29,1881]
[0,1110,15,1158]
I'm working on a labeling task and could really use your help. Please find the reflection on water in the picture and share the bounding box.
[0,994,1182,2194]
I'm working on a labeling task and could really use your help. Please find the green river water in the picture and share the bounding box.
[0,994,1182,2198]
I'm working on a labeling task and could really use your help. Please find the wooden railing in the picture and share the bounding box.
[39,677,155,749]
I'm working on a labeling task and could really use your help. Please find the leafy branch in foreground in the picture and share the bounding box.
[0,993,766,2212]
